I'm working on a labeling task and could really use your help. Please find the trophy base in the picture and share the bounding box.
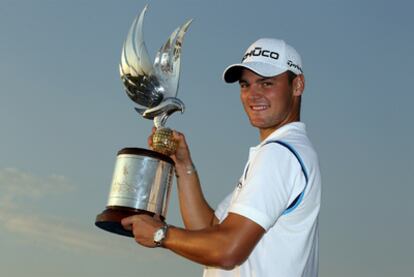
[95,206,165,237]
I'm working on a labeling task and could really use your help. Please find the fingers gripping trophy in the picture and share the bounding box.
[95,5,192,237]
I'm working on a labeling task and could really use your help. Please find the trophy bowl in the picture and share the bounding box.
[95,148,174,237]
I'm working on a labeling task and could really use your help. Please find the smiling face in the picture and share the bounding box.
[239,69,304,141]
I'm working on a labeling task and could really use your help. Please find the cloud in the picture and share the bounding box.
[0,167,74,200]
[0,209,107,252]
[0,168,124,254]
[0,167,75,213]
[0,209,158,258]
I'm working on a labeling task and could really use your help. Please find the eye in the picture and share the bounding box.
[262,81,273,88]
[239,82,249,89]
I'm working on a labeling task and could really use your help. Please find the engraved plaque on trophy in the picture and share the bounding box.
[95,5,192,237]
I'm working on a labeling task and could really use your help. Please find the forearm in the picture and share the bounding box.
[122,213,265,270]
[163,224,238,269]
[175,163,216,230]
[162,214,264,269]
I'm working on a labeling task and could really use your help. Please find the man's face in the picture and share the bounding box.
[239,69,301,139]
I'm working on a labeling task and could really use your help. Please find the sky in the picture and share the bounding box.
[0,0,413,276]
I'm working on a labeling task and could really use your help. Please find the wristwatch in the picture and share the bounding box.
[153,223,169,247]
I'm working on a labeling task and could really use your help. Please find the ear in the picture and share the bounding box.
[292,74,305,96]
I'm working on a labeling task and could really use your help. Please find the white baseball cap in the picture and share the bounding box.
[223,38,303,83]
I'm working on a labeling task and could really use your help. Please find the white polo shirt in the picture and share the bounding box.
[203,122,321,277]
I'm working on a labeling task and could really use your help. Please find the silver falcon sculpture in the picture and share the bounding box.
[119,5,192,129]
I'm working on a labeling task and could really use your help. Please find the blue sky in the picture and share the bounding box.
[0,0,413,276]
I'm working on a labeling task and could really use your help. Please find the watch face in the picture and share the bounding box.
[154,229,164,242]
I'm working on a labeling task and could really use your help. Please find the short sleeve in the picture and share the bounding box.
[214,192,233,222]
[227,144,304,230]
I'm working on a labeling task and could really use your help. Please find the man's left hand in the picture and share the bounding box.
[121,214,164,248]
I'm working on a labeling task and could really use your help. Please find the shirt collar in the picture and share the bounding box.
[248,122,306,157]
[260,122,306,145]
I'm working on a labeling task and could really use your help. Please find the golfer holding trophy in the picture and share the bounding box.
[96,4,321,277]
[95,5,192,237]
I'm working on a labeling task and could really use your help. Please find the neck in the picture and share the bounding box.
[259,114,300,142]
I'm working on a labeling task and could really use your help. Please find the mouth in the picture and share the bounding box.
[250,105,269,111]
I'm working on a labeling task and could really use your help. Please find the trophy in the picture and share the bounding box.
[95,5,192,237]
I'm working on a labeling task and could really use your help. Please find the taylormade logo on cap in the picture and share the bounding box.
[223,38,303,83]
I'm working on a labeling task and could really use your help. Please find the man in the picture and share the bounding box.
[122,38,321,277]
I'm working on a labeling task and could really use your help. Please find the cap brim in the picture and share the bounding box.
[223,62,287,83]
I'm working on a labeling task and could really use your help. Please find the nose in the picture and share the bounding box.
[247,84,264,99]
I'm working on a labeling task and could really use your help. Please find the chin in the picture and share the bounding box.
[249,120,265,129]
